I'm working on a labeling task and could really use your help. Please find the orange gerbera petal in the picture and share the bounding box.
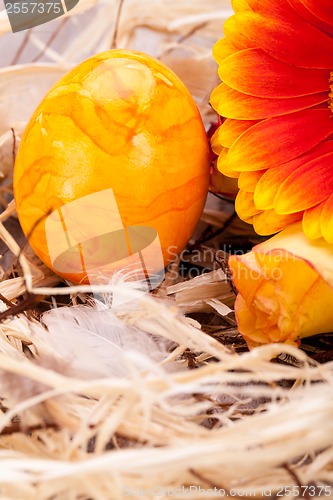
[235,189,262,218]
[212,39,238,63]
[321,194,333,244]
[291,0,333,35]
[223,15,255,47]
[213,18,254,63]
[299,0,333,25]
[216,147,241,179]
[214,84,328,120]
[210,129,224,156]
[252,210,302,235]
[275,152,333,214]
[219,49,330,98]
[238,170,266,193]
[210,165,239,197]
[303,203,325,239]
[215,117,259,148]
[254,140,333,210]
[235,1,333,68]
[231,0,251,12]
[254,163,298,210]
[225,109,333,172]
[211,0,333,242]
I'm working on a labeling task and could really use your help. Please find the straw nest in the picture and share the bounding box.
[0,1,332,498]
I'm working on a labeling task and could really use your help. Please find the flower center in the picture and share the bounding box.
[329,72,333,114]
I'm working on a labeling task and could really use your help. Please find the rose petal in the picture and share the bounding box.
[229,224,333,347]
[251,222,333,285]
[234,294,277,348]
[229,251,264,303]
[255,252,333,340]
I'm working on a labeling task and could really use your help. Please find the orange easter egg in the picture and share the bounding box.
[14,50,209,285]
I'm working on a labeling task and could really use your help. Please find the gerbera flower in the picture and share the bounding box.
[210,0,333,243]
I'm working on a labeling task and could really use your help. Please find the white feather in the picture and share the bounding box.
[40,284,174,380]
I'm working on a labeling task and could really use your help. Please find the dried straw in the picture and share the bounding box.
[0,292,332,498]
[0,1,332,498]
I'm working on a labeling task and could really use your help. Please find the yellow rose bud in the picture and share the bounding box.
[229,223,333,348]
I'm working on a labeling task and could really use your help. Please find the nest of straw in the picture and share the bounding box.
[0,1,332,498]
